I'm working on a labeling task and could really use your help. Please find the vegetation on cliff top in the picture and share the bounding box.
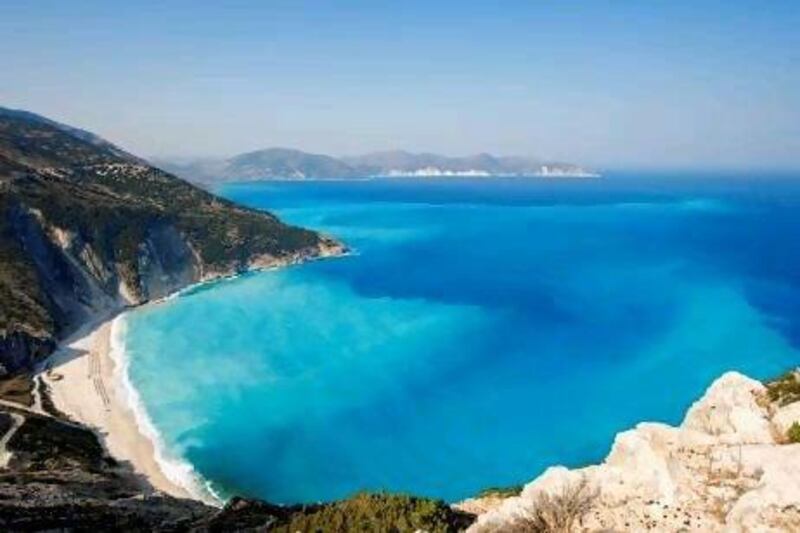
[476,484,524,499]
[274,493,473,533]
[0,107,337,371]
[765,369,800,406]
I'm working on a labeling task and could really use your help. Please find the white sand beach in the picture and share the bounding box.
[34,252,346,507]
[41,315,194,500]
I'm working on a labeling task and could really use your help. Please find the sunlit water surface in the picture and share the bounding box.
[123,175,800,503]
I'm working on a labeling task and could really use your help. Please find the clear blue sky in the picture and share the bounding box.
[2,1,799,170]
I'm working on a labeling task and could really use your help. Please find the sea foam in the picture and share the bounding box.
[108,315,224,506]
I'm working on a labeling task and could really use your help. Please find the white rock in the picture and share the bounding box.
[682,371,772,444]
[724,444,800,531]
[600,423,678,504]
[772,401,800,439]
[465,371,800,532]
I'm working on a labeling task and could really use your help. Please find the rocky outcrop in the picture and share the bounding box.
[462,372,800,532]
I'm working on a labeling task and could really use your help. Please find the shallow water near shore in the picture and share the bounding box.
[123,174,800,503]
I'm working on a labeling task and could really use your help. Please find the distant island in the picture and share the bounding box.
[156,148,599,184]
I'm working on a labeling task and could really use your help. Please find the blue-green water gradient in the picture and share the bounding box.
[124,175,800,503]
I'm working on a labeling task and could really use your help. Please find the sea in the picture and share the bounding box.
[118,173,800,504]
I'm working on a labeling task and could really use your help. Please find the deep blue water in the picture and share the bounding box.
[123,175,800,504]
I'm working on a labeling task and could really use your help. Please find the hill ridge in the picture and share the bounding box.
[157,147,598,183]
[0,108,343,373]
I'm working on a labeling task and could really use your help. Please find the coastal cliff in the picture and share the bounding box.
[0,107,343,374]
[0,107,475,532]
[2,108,798,531]
[460,371,800,532]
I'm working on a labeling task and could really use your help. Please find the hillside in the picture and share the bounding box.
[157,148,357,184]
[227,148,356,180]
[0,107,342,374]
[159,148,597,183]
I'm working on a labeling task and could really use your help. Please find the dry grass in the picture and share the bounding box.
[0,373,34,406]
[788,422,800,443]
[506,477,599,533]
[765,370,800,406]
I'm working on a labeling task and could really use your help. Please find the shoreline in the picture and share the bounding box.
[107,315,223,504]
[41,312,214,503]
[39,249,348,507]
[41,315,178,496]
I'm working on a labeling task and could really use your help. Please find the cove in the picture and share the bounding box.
[123,175,800,503]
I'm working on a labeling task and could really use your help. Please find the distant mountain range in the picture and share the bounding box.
[156,148,599,183]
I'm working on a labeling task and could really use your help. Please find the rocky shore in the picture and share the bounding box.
[459,371,800,532]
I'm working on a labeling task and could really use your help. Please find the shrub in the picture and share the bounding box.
[276,492,475,533]
[478,484,524,498]
[765,370,800,406]
[508,477,599,533]
[788,422,800,444]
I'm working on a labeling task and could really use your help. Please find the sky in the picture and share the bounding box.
[2,1,799,170]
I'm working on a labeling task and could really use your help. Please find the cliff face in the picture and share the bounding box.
[0,107,343,374]
[462,371,800,532]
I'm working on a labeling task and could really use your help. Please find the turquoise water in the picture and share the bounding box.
[123,175,800,504]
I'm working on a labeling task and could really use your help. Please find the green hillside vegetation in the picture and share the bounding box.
[0,107,337,371]
[273,493,473,533]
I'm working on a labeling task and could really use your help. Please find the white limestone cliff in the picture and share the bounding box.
[460,372,800,532]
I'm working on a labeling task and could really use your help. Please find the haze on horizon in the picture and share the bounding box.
[2,1,799,171]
